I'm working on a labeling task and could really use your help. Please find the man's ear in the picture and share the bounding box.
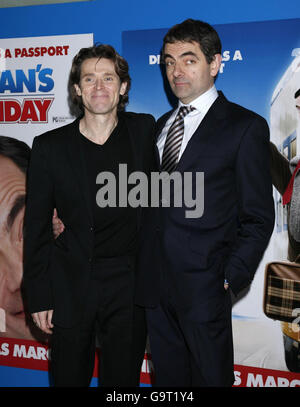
[74,83,82,97]
[120,81,127,96]
[210,54,222,77]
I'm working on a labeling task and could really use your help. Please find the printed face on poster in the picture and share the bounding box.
[0,33,93,342]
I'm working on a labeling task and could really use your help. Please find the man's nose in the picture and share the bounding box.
[95,78,104,89]
[173,61,184,77]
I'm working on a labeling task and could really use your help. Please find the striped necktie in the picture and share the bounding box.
[161,105,195,172]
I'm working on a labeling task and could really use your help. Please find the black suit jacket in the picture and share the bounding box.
[23,112,156,328]
[135,92,275,317]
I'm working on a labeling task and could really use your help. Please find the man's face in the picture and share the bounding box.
[163,41,221,104]
[0,155,31,339]
[74,57,127,116]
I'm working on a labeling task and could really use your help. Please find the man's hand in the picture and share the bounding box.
[52,208,65,239]
[32,310,54,334]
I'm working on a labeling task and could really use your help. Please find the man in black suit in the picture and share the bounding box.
[135,19,275,386]
[23,44,155,386]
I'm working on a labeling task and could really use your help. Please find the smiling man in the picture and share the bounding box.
[23,44,155,387]
[135,19,275,387]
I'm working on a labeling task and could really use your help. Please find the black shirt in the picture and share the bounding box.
[79,116,137,260]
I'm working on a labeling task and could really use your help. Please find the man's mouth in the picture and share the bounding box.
[92,93,109,98]
[174,81,188,87]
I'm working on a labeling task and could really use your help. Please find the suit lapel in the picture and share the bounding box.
[175,92,229,172]
[122,114,145,228]
[65,118,94,225]
[123,114,142,172]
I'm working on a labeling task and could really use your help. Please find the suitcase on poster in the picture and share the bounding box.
[263,257,300,323]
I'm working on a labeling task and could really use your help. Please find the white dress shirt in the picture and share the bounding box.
[157,85,219,164]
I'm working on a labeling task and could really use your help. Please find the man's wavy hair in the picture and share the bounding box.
[68,44,131,116]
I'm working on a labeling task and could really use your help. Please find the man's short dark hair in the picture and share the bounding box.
[0,135,31,175]
[69,44,131,116]
[162,19,222,64]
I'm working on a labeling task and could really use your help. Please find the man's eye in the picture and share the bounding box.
[186,59,196,64]
[165,60,174,67]
[104,76,113,81]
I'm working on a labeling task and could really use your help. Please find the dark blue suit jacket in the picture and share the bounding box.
[135,91,275,321]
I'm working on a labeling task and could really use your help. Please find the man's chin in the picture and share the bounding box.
[171,88,193,105]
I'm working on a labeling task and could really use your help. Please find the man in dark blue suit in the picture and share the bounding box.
[135,19,275,386]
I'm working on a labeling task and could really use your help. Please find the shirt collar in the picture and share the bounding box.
[178,85,218,114]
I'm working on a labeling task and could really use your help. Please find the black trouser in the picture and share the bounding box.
[146,274,234,387]
[50,256,147,387]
